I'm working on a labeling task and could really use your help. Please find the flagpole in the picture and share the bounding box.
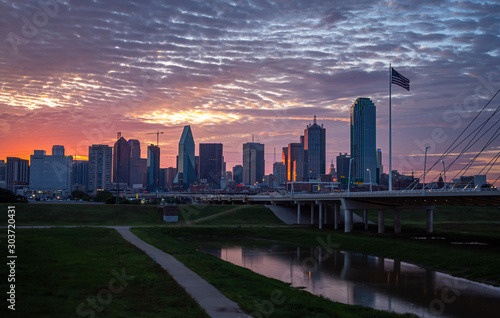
[389,63,392,191]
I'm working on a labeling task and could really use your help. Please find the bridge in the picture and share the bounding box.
[200,190,500,234]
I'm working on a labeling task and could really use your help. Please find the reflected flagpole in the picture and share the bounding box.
[389,63,392,191]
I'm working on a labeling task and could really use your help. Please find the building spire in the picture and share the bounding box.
[313,115,317,124]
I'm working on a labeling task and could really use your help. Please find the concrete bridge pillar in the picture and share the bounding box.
[426,208,434,233]
[363,209,368,230]
[310,204,314,224]
[394,210,402,234]
[334,203,340,230]
[378,210,385,234]
[319,203,323,230]
[297,203,301,225]
[344,209,352,233]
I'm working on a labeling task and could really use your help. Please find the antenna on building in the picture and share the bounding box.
[274,147,276,163]
[313,115,317,124]
[117,132,121,140]
[252,134,254,142]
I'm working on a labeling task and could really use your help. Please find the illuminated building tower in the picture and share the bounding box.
[243,142,265,185]
[304,115,326,179]
[199,143,223,189]
[350,97,377,184]
[174,125,196,188]
[88,145,112,194]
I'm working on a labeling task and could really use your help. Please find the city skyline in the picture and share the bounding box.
[1,0,499,183]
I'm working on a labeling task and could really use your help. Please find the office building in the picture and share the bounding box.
[304,115,326,179]
[273,162,286,187]
[0,160,6,189]
[336,153,351,182]
[165,167,177,188]
[199,143,224,189]
[243,142,265,185]
[6,157,30,193]
[88,145,112,194]
[174,125,196,188]
[351,97,377,184]
[52,145,65,156]
[147,144,160,191]
[128,139,141,159]
[113,137,131,185]
[29,148,72,194]
[72,160,88,192]
[287,143,304,182]
[232,165,243,184]
[376,149,383,184]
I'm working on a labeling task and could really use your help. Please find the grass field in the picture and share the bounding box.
[1,203,162,226]
[0,227,208,318]
[2,202,499,317]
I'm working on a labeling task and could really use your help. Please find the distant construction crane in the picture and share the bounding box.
[147,130,164,147]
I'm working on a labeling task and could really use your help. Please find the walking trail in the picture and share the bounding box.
[113,226,249,318]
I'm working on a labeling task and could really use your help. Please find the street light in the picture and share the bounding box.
[441,160,446,190]
[348,158,354,197]
[367,168,372,192]
[422,146,430,195]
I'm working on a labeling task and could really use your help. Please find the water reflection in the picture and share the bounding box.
[204,245,500,318]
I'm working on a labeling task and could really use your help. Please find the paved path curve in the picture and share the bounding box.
[113,226,249,318]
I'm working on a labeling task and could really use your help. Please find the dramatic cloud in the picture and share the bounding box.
[1,0,499,183]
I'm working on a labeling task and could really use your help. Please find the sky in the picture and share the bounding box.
[1,0,499,185]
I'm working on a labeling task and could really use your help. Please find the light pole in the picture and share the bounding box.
[423,146,430,195]
[348,158,354,197]
[441,160,446,190]
[367,168,372,192]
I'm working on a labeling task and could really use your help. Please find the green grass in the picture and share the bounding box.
[0,203,163,226]
[0,228,208,318]
[177,204,236,223]
[132,227,417,318]
[194,205,286,226]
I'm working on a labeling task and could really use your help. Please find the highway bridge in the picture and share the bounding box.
[200,190,500,233]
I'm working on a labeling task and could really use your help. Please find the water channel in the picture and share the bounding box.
[202,245,500,318]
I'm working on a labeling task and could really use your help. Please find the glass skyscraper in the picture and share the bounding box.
[147,144,160,191]
[243,142,265,185]
[350,97,377,184]
[304,115,326,179]
[113,136,131,185]
[199,143,223,189]
[174,125,196,188]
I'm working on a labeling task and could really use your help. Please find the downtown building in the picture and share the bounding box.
[5,157,30,194]
[350,97,377,185]
[147,144,160,191]
[29,146,73,196]
[174,125,196,188]
[304,116,326,179]
[199,143,224,189]
[88,145,112,194]
[129,139,147,189]
[243,142,265,185]
[113,136,131,187]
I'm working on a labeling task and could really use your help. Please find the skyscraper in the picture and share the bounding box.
[351,97,377,184]
[232,165,243,184]
[199,143,223,189]
[128,139,141,159]
[128,139,146,187]
[174,125,196,188]
[304,115,326,179]
[30,148,72,195]
[336,153,351,179]
[287,143,304,182]
[273,162,286,187]
[6,157,29,193]
[243,142,265,185]
[376,148,383,184]
[88,145,112,194]
[147,144,160,191]
[113,137,131,185]
[72,160,88,192]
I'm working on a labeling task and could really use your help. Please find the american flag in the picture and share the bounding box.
[391,68,410,91]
